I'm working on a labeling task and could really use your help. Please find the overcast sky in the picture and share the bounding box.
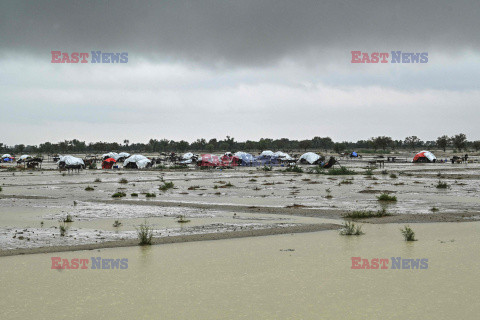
[1,0,479,145]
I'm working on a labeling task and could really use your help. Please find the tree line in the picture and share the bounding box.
[1,134,478,155]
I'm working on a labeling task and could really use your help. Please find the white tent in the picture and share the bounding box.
[260,150,275,157]
[118,152,130,158]
[298,152,322,164]
[102,152,119,160]
[19,155,32,161]
[2,154,12,158]
[58,155,84,166]
[123,154,151,169]
[182,152,194,160]
[273,151,293,160]
[413,151,437,162]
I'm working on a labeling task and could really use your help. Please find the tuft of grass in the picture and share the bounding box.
[131,193,139,197]
[436,180,449,189]
[340,221,364,235]
[249,178,257,182]
[262,165,272,171]
[326,166,356,175]
[63,214,73,223]
[338,179,353,185]
[389,173,398,179]
[85,186,94,191]
[377,193,397,202]
[344,208,392,219]
[119,178,128,184]
[325,188,333,199]
[430,207,439,212]
[112,192,127,198]
[113,219,122,227]
[176,215,191,223]
[94,178,102,183]
[364,169,374,176]
[283,165,303,173]
[400,225,416,241]
[145,193,157,198]
[59,222,67,236]
[136,220,153,245]
[159,181,174,191]
[0,186,2,192]
[188,185,200,190]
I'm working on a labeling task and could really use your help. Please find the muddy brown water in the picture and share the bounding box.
[0,222,478,319]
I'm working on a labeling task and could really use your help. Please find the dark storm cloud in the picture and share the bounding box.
[1,0,479,66]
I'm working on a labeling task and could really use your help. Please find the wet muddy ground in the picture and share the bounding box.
[0,159,479,254]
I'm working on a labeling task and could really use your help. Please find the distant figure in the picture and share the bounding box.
[464,154,468,162]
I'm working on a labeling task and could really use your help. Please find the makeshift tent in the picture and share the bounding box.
[2,154,12,158]
[123,155,151,169]
[298,152,324,165]
[273,151,294,161]
[57,155,85,169]
[102,158,117,169]
[102,152,119,160]
[234,152,255,166]
[413,151,436,163]
[17,155,33,163]
[260,150,275,157]
[116,152,131,162]
[2,154,14,162]
[350,152,358,157]
[220,154,239,166]
[197,154,221,167]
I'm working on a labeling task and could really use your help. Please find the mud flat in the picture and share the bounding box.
[1,160,479,255]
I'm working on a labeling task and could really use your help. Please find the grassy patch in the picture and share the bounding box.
[94,178,102,183]
[131,193,138,197]
[159,181,174,191]
[113,220,122,227]
[112,192,127,198]
[63,214,74,223]
[262,165,272,171]
[283,165,303,173]
[85,186,94,191]
[400,225,416,241]
[145,193,157,198]
[364,169,374,176]
[188,185,200,190]
[343,208,391,219]
[340,221,364,235]
[119,178,128,184]
[436,180,449,189]
[430,207,439,212]
[59,222,67,236]
[377,193,397,202]
[389,173,398,179]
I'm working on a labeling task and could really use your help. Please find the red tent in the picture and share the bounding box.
[220,154,240,167]
[102,157,117,169]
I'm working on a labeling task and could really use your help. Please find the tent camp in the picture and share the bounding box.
[123,155,152,169]
[298,152,324,165]
[273,151,294,161]
[117,152,130,162]
[2,154,14,162]
[220,153,239,166]
[413,151,436,163]
[102,152,119,161]
[260,150,275,157]
[102,158,117,169]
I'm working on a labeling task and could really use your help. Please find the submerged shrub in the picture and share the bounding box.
[389,173,398,179]
[59,222,67,236]
[136,221,154,245]
[377,193,397,202]
[262,165,272,171]
[63,214,74,223]
[401,225,416,241]
[343,208,391,219]
[284,165,303,173]
[145,193,157,198]
[113,220,122,227]
[131,193,139,197]
[85,186,94,191]
[340,221,364,235]
[436,180,449,189]
[364,169,374,176]
[327,166,356,175]
[94,178,102,183]
[119,178,128,184]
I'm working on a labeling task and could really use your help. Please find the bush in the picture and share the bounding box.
[159,181,174,191]
[113,220,122,227]
[145,193,157,198]
[400,225,416,241]
[389,173,398,179]
[262,165,272,171]
[377,193,397,202]
[327,166,356,175]
[136,221,153,245]
[131,193,139,197]
[63,214,74,223]
[436,181,449,189]
[59,222,67,236]
[0,187,2,192]
[112,192,127,198]
[430,207,439,212]
[94,178,102,183]
[340,221,364,235]
[88,163,97,170]
[364,169,374,176]
[119,178,128,184]
[85,186,94,191]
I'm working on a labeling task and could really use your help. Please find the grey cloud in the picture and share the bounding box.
[1,0,479,66]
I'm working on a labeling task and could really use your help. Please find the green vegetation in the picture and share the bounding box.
[94,178,102,183]
[159,181,174,191]
[188,185,200,190]
[176,215,191,223]
[325,188,333,199]
[137,221,154,245]
[338,179,353,185]
[381,170,388,175]
[377,193,397,202]
[430,207,439,212]
[364,169,374,176]
[113,220,122,227]
[119,178,128,184]
[340,221,364,235]
[283,165,303,173]
[400,225,417,241]
[0,187,2,192]
[63,214,74,223]
[262,165,272,171]
[389,173,398,179]
[131,193,139,197]
[112,192,127,198]
[436,180,449,189]
[145,193,157,198]
[59,222,67,236]
[85,186,94,191]
[343,208,391,219]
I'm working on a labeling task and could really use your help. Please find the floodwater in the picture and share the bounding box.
[1,222,478,319]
